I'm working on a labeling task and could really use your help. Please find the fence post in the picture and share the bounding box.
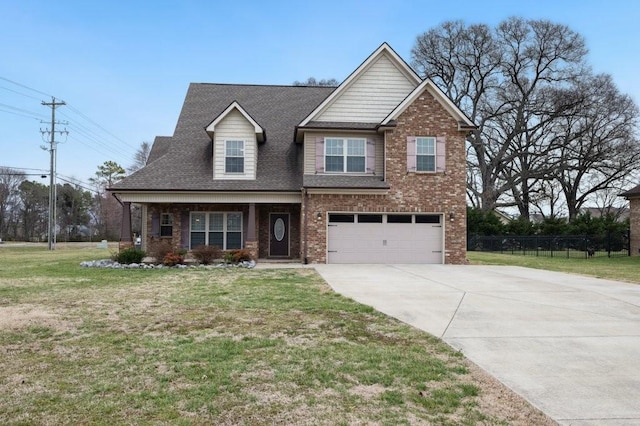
[584,235,587,259]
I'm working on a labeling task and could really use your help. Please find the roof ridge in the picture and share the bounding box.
[191,82,336,89]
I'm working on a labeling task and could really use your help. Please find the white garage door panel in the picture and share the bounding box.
[327,216,443,264]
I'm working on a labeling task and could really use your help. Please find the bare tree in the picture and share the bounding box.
[128,141,151,173]
[293,77,339,87]
[551,74,640,219]
[0,167,25,240]
[412,18,588,216]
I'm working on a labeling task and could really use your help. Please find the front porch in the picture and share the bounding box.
[118,201,302,262]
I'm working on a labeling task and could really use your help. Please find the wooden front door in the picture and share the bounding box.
[269,213,289,257]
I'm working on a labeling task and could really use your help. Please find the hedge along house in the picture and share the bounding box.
[108,43,475,264]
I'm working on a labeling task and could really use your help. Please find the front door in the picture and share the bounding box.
[269,213,289,257]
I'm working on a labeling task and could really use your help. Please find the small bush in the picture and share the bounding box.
[163,252,184,266]
[192,245,222,265]
[149,240,174,263]
[113,247,146,264]
[225,248,252,263]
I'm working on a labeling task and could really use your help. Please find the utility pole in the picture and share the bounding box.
[41,97,67,250]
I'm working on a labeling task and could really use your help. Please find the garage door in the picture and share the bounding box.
[327,213,443,264]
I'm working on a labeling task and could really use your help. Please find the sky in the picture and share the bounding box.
[1,0,639,188]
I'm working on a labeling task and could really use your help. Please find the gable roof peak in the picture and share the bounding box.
[298,42,421,127]
[205,100,266,142]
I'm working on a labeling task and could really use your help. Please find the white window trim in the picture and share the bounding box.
[224,140,245,174]
[324,137,366,173]
[160,213,173,237]
[416,136,436,173]
[189,212,243,250]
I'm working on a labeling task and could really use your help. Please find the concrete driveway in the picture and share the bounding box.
[314,264,640,425]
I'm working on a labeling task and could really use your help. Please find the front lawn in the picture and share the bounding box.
[468,251,640,284]
[0,246,551,424]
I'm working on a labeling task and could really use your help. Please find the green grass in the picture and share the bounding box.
[468,251,640,284]
[0,245,550,424]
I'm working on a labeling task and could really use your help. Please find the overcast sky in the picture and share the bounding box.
[2,0,639,186]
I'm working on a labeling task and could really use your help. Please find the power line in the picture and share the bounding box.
[0,102,48,119]
[2,75,140,169]
[0,85,43,101]
[0,76,54,98]
[0,107,45,121]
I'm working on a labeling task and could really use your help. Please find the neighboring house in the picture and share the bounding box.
[578,207,630,222]
[621,184,640,256]
[108,43,475,264]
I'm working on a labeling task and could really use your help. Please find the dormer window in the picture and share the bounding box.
[225,140,245,173]
[325,138,366,173]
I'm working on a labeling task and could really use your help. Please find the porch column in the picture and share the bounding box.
[245,203,258,260]
[119,201,133,251]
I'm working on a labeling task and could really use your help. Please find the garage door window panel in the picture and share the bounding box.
[415,215,441,224]
[358,214,383,223]
[387,215,412,223]
[329,214,355,223]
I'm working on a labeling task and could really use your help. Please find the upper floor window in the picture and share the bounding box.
[325,138,366,173]
[416,137,436,172]
[225,140,245,173]
[160,213,173,237]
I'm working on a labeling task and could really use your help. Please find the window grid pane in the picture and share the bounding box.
[208,232,223,248]
[346,156,365,172]
[225,157,244,173]
[161,213,173,225]
[417,155,435,172]
[191,232,205,248]
[325,156,344,172]
[227,213,241,231]
[209,213,223,231]
[191,213,206,231]
[416,137,435,155]
[347,139,365,156]
[226,232,242,249]
[325,139,343,155]
[225,140,244,156]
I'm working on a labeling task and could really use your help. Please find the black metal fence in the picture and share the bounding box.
[468,231,630,258]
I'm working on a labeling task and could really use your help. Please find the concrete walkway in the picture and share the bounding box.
[314,264,640,425]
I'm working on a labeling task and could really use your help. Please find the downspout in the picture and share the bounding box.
[302,188,309,264]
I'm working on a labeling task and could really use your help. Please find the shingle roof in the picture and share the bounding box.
[146,136,172,164]
[111,84,335,191]
[620,183,640,198]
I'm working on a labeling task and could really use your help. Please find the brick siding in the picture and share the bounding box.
[304,89,468,264]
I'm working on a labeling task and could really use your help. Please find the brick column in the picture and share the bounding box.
[246,203,258,261]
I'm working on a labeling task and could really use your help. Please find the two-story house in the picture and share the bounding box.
[108,43,475,264]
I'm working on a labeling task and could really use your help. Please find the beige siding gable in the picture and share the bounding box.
[213,109,257,180]
[315,53,417,123]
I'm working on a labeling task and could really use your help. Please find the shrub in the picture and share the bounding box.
[225,248,252,263]
[192,245,221,265]
[163,252,184,266]
[113,247,145,264]
[148,240,174,264]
